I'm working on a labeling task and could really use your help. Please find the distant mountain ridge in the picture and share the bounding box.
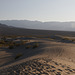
[0,23,8,27]
[0,23,75,37]
[0,20,75,31]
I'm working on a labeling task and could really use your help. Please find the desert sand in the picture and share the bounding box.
[0,38,75,75]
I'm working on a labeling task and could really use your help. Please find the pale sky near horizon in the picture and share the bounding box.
[0,0,75,22]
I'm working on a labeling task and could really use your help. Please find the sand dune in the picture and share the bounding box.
[0,38,75,75]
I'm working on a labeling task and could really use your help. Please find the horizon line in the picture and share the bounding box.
[0,19,75,23]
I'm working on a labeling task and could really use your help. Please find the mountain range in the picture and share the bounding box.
[0,23,75,37]
[0,20,75,31]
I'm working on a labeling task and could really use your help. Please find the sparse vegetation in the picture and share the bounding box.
[52,37,56,39]
[62,37,75,42]
[49,38,54,40]
[62,37,70,41]
[25,45,31,49]
[0,44,3,47]
[72,39,75,42]
[15,53,23,60]
[20,40,27,45]
[0,40,5,44]
[15,43,21,47]
[25,42,39,49]
[8,44,14,49]
[32,43,39,49]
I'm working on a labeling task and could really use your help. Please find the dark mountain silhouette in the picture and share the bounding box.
[0,20,75,31]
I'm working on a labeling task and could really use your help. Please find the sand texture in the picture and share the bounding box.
[0,38,75,75]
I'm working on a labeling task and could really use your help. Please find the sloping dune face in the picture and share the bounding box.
[0,38,75,75]
[40,40,75,63]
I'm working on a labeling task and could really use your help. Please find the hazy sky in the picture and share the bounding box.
[0,0,75,22]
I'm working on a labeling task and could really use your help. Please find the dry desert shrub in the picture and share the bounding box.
[15,43,21,47]
[8,44,14,49]
[25,45,31,49]
[62,37,70,40]
[32,43,39,49]
[0,44,3,47]
[21,40,27,45]
[62,37,75,42]
[71,39,75,42]
[0,40,5,44]
[15,53,23,60]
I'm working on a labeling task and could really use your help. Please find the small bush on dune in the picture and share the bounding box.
[52,37,56,39]
[25,45,31,49]
[25,42,39,49]
[71,39,75,42]
[49,38,54,40]
[0,40,5,44]
[62,37,75,42]
[8,44,14,49]
[15,43,21,47]
[32,43,39,49]
[62,37,71,41]
[0,44,3,47]
[21,40,26,45]
[15,53,23,60]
